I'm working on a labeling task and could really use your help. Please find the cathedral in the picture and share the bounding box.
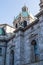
[0,0,43,65]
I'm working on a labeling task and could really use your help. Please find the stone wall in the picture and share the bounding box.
[6,16,43,65]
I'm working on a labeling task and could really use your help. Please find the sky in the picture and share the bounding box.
[0,0,40,26]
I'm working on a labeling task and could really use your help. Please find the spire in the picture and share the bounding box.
[39,0,43,11]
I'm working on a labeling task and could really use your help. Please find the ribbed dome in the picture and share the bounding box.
[13,5,36,29]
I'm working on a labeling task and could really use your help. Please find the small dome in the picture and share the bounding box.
[13,5,35,22]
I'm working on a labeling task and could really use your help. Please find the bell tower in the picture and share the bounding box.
[39,0,43,11]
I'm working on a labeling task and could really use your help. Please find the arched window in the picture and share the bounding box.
[23,21,27,27]
[10,50,14,65]
[15,24,18,28]
[31,40,39,62]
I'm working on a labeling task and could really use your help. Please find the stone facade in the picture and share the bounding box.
[0,0,43,65]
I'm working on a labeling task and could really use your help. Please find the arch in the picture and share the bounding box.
[31,40,36,45]
[23,20,27,27]
[31,40,39,62]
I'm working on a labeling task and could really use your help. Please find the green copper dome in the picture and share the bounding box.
[14,6,30,20]
[21,5,29,17]
[21,11,29,17]
[0,28,5,35]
